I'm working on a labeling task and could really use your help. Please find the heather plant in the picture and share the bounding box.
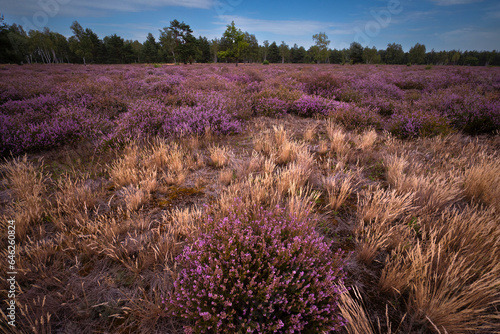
[0,105,108,155]
[291,94,334,116]
[254,97,289,117]
[167,205,347,333]
[162,93,243,137]
[390,108,452,138]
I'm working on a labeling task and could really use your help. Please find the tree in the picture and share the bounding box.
[123,40,140,63]
[329,49,343,64]
[267,41,280,63]
[159,27,177,63]
[385,43,404,64]
[141,33,159,63]
[312,32,330,64]
[210,38,219,63]
[242,32,259,63]
[349,42,363,64]
[68,21,102,64]
[291,44,306,63]
[279,41,289,64]
[1,23,30,64]
[197,36,211,63]
[217,21,248,66]
[362,46,381,64]
[262,40,269,61]
[167,20,197,64]
[451,51,460,65]
[409,43,426,64]
[103,34,125,64]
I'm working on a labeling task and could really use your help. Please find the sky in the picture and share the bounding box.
[1,0,499,51]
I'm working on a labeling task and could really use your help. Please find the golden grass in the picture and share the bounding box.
[357,186,415,224]
[463,157,500,210]
[356,128,378,151]
[380,205,500,333]
[303,124,317,142]
[219,168,234,185]
[208,144,232,168]
[3,113,498,333]
[1,155,47,240]
[109,144,140,187]
[121,185,148,212]
[323,171,356,211]
[55,174,97,217]
[327,120,350,156]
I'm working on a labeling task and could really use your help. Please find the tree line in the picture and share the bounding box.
[1,15,499,66]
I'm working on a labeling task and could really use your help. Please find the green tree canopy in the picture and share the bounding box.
[312,32,330,64]
[217,21,248,66]
[349,42,363,64]
[385,43,405,64]
[409,43,426,64]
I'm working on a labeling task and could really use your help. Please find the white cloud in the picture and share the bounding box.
[437,27,500,50]
[430,0,483,6]
[0,0,215,17]
[215,15,353,36]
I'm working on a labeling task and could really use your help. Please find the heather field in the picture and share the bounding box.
[0,63,499,333]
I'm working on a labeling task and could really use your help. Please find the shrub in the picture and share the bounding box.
[263,60,270,65]
[291,94,333,116]
[390,109,452,138]
[167,205,347,333]
[163,99,242,137]
[254,97,289,117]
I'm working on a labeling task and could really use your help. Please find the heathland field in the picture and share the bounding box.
[0,63,499,333]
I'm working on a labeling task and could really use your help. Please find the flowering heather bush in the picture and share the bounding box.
[168,206,347,333]
[302,72,343,98]
[291,94,334,116]
[254,97,289,117]
[331,104,382,130]
[0,64,498,156]
[390,108,452,138]
[162,93,243,136]
[114,99,168,138]
[0,105,110,155]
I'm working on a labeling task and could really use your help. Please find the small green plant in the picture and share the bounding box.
[407,216,421,236]
[263,59,270,65]
[407,62,412,66]
[425,65,432,70]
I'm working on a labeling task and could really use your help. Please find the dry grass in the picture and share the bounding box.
[121,185,148,212]
[318,140,329,155]
[323,171,357,211]
[385,154,463,214]
[3,110,498,333]
[356,129,378,150]
[55,174,97,217]
[286,187,320,223]
[463,157,500,210]
[1,155,48,239]
[254,125,305,165]
[327,120,350,156]
[303,124,317,142]
[219,168,234,185]
[277,159,313,195]
[380,205,500,333]
[338,286,376,334]
[208,144,232,168]
[109,144,140,187]
[357,186,415,224]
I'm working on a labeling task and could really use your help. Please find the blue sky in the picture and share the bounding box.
[1,0,499,51]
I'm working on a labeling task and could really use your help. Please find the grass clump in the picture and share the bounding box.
[166,205,347,333]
